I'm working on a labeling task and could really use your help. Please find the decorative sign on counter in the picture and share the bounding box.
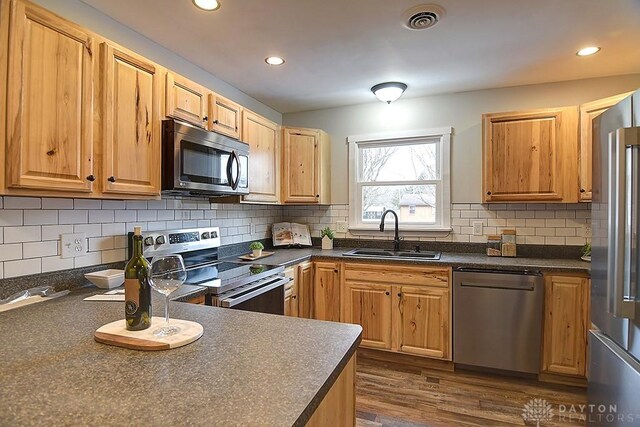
[94,317,203,351]
[272,222,312,247]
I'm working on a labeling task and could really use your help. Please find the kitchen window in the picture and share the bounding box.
[347,127,452,232]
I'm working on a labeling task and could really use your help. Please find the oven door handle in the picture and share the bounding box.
[220,276,289,308]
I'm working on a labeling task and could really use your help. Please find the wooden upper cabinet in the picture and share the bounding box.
[165,72,208,128]
[482,107,579,203]
[282,127,331,204]
[99,43,161,196]
[542,275,589,377]
[297,261,314,319]
[313,261,341,322]
[6,0,94,193]
[208,93,242,139]
[394,285,450,360]
[343,281,392,350]
[242,110,280,203]
[579,92,632,202]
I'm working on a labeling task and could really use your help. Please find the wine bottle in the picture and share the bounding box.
[125,226,151,330]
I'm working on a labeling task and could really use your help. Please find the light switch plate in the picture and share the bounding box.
[336,221,348,233]
[472,221,483,236]
[61,233,87,258]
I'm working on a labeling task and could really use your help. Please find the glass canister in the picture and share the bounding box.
[487,235,502,257]
[501,229,517,257]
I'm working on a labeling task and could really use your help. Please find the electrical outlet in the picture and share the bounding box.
[61,233,87,258]
[583,224,592,238]
[336,221,348,233]
[472,221,483,236]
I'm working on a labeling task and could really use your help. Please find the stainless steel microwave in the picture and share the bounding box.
[162,119,249,196]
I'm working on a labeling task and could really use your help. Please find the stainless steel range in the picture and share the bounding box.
[131,227,287,315]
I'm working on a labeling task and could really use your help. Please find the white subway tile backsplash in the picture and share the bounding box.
[73,224,103,238]
[102,223,126,237]
[0,244,22,261]
[42,256,74,273]
[24,210,58,226]
[42,198,74,209]
[101,200,126,210]
[0,210,23,226]
[89,210,115,223]
[4,258,41,278]
[3,197,41,209]
[4,226,41,243]
[74,199,101,209]
[59,210,89,224]
[23,241,58,258]
[115,210,137,222]
[42,225,74,241]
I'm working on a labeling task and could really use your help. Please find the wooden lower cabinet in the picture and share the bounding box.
[313,261,341,322]
[394,285,450,360]
[283,266,298,317]
[542,274,590,377]
[342,263,452,361]
[306,354,356,426]
[297,261,314,318]
[342,281,392,350]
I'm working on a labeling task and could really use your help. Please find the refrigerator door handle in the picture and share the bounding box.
[608,127,640,319]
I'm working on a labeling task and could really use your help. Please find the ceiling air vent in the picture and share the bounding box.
[402,4,445,30]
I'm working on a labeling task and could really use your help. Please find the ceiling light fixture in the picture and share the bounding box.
[371,82,408,104]
[576,46,601,56]
[265,56,285,66]
[192,0,220,11]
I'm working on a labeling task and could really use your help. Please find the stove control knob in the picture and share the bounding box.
[156,235,166,245]
[201,232,210,240]
[143,237,154,246]
[211,231,218,238]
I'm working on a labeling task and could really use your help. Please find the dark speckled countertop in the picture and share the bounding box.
[0,289,362,426]
[230,247,591,274]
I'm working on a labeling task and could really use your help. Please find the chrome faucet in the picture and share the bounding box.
[379,209,401,251]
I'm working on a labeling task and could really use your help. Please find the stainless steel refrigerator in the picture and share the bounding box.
[590,89,640,425]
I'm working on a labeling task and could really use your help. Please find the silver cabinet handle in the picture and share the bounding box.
[608,127,639,319]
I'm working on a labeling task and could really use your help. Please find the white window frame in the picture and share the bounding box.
[347,127,452,233]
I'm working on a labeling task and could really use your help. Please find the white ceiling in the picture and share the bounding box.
[81,0,640,113]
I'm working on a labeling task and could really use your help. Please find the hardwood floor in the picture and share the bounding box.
[355,354,587,427]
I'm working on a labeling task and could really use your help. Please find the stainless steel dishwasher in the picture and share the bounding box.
[453,267,544,374]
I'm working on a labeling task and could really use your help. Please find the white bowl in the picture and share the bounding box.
[85,269,125,289]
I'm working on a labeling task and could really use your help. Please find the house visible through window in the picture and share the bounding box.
[348,127,452,232]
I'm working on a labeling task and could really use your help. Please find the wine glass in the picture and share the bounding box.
[149,254,187,337]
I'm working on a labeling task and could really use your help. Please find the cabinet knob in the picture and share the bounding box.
[580,188,586,193]
[334,269,338,273]
[385,291,390,296]
[86,175,96,182]
[107,176,116,183]
[203,116,208,122]
[292,295,297,299]
[397,292,402,297]
[486,191,492,195]
[316,195,320,198]
[213,119,219,124]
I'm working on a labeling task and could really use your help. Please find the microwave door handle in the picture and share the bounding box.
[225,151,234,188]
[609,127,639,319]
[229,150,240,190]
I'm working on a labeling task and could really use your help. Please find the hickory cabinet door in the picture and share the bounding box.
[6,0,94,193]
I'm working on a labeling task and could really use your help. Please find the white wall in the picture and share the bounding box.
[32,0,282,124]
[283,74,640,204]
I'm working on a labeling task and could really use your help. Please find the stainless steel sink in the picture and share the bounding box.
[342,248,441,260]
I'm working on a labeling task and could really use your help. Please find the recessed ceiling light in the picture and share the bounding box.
[371,82,408,104]
[192,0,220,11]
[576,46,601,56]
[265,56,285,66]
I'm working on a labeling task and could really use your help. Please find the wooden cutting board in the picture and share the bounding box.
[94,317,203,351]
[238,251,275,261]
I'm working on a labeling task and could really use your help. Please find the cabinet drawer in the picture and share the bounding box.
[344,263,450,288]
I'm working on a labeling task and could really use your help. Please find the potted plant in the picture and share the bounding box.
[320,227,335,250]
[249,241,264,258]
[581,242,591,262]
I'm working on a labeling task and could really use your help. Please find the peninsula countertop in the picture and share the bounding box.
[0,289,362,426]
